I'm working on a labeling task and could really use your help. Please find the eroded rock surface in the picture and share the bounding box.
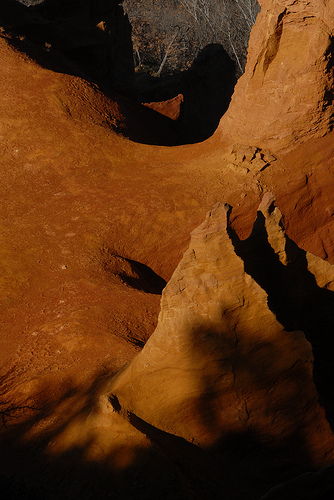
[219,0,334,151]
[102,196,334,498]
[1,0,334,498]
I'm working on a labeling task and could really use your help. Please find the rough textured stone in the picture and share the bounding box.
[142,94,184,121]
[1,1,334,498]
[102,197,334,497]
[219,0,334,152]
[223,144,274,173]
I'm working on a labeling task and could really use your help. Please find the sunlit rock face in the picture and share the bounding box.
[104,196,334,497]
[219,0,334,151]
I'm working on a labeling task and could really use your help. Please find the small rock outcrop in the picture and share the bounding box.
[224,143,277,173]
[136,44,237,143]
[142,94,184,121]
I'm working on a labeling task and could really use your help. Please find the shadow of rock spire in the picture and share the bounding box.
[228,192,334,429]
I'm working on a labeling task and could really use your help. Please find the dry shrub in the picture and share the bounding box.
[123,0,260,76]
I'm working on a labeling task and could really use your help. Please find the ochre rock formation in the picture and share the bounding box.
[142,94,184,121]
[99,196,334,498]
[1,0,334,498]
[219,0,334,151]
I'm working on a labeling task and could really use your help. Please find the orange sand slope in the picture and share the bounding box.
[1,0,334,496]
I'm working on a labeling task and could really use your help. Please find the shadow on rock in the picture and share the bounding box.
[0,0,134,96]
[228,210,334,430]
[0,0,183,146]
[0,372,184,499]
[137,43,237,144]
[100,250,167,295]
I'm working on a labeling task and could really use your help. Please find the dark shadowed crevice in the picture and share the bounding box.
[8,0,135,96]
[123,0,261,142]
[323,36,334,133]
[0,0,259,145]
[259,463,334,500]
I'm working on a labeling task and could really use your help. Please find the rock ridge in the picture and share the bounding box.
[100,195,334,497]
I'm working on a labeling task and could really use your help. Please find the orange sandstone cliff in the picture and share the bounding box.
[0,0,334,498]
[220,0,334,151]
